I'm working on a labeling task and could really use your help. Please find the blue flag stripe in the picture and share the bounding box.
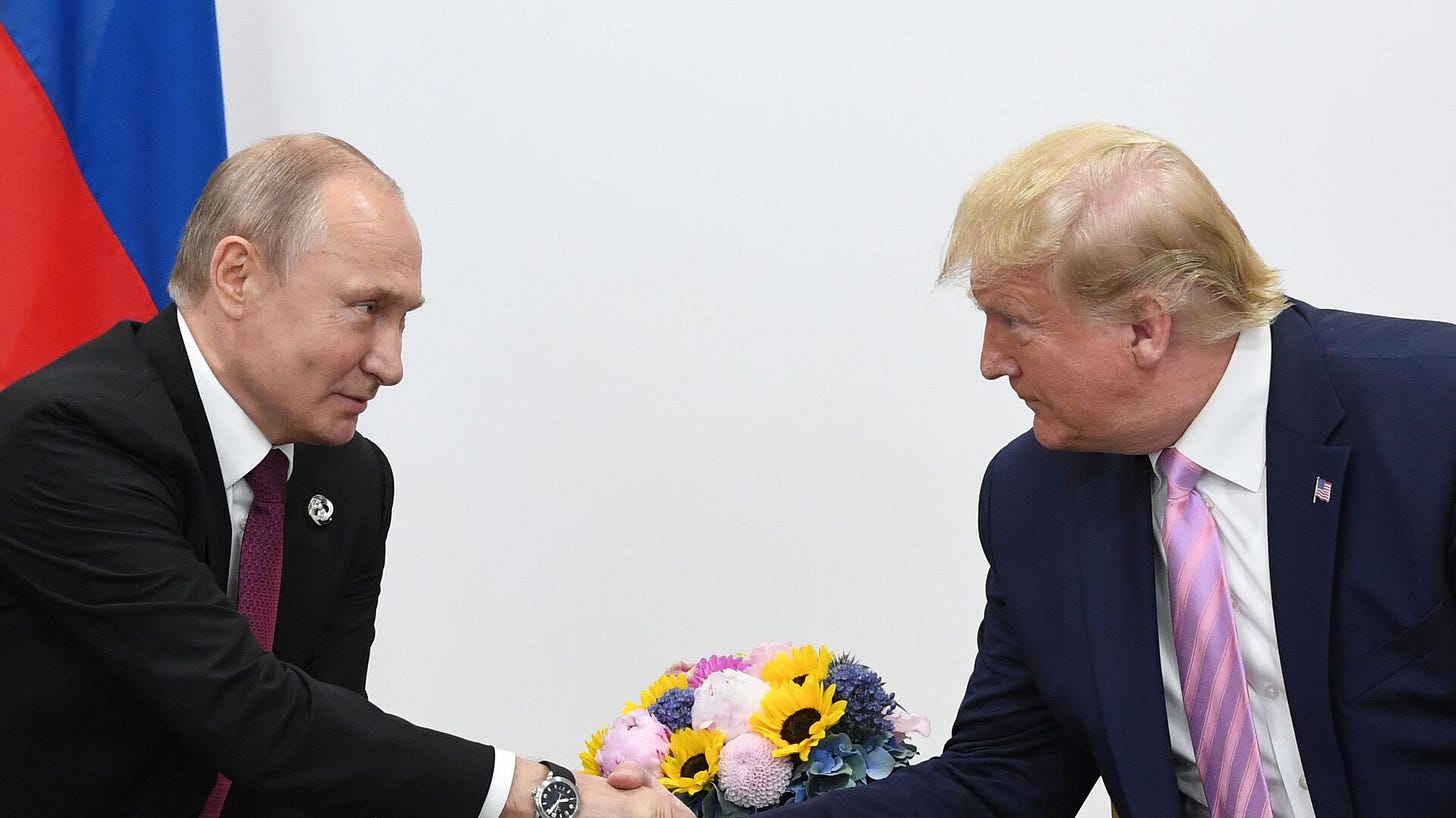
[0,0,226,308]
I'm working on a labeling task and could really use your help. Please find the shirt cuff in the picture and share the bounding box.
[478,749,517,818]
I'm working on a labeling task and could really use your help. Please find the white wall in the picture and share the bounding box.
[215,2,1456,815]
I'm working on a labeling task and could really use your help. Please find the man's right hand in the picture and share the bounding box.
[584,761,692,818]
[503,758,692,818]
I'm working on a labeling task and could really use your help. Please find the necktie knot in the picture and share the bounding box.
[1158,447,1203,498]
[245,449,288,505]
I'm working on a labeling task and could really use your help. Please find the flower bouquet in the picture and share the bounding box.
[580,644,930,817]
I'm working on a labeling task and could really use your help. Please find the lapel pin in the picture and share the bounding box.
[307,494,335,526]
[1312,477,1333,504]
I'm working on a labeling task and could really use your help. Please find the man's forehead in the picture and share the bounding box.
[972,266,1050,297]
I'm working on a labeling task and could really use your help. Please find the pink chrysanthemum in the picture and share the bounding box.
[717,732,793,809]
[688,654,747,688]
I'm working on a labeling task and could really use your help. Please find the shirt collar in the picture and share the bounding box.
[177,310,295,487]
[1148,323,1270,492]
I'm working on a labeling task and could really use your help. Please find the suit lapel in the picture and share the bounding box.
[277,448,342,633]
[1077,454,1183,816]
[1263,306,1355,817]
[136,306,233,588]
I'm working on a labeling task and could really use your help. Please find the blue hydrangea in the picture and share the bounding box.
[825,659,895,745]
[649,686,696,732]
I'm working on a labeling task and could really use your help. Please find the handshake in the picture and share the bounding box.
[504,757,693,818]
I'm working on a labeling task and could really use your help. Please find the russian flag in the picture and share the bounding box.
[0,1,225,386]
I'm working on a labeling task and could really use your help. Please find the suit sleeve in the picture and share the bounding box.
[770,454,1098,818]
[0,400,493,818]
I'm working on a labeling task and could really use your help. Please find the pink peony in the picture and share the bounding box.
[688,654,748,688]
[690,669,769,740]
[741,642,794,679]
[597,709,671,776]
[887,708,931,740]
[717,732,793,809]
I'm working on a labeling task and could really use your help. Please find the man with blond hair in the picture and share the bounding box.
[774,124,1456,817]
[0,134,686,818]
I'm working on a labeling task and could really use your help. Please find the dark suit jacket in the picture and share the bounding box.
[774,301,1456,817]
[0,307,495,817]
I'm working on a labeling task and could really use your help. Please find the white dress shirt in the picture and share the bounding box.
[177,312,515,818]
[1148,324,1316,818]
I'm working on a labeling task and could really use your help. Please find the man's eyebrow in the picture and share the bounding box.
[356,287,425,311]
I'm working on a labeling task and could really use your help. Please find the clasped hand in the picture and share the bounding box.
[581,761,694,818]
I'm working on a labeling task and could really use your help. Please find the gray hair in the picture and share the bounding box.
[168,133,402,307]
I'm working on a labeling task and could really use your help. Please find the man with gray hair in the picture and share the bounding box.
[771,124,1456,817]
[0,134,686,818]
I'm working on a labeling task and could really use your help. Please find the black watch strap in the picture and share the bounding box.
[540,760,576,785]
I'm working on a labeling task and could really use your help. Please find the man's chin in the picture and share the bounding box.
[1030,420,1078,452]
[305,418,360,447]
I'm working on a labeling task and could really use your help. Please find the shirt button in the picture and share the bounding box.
[1203,495,1215,510]
[1299,775,1308,790]
[1230,595,1241,611]
[1263,683,1281,699]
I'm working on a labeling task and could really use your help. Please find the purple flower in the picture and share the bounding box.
[825,660,895,745]
[649,686,696,732]
[688,654,747,688]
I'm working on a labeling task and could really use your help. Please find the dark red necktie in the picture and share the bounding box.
[199,449,288,818]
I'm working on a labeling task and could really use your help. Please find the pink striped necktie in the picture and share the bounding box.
[199,449,289,818]
[1159,448,1273,818]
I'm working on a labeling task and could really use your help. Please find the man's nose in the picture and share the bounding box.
[979,325,1019,381]
[364,326,405,387]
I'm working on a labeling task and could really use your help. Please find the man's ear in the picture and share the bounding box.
[209,236,259,319]
[1127,295,1173,369]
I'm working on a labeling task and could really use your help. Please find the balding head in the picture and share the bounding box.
[168,133,403,308]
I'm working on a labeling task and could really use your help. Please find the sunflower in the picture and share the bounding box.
[759,645,833,687]
[750,681,848,761]
[623,672,689,714]
[579,727,607,776]
[659,728,726,795]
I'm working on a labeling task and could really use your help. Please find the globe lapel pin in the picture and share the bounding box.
[307,494,334,526]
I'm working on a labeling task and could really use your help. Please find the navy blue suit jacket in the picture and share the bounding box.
[776,302,1456,817]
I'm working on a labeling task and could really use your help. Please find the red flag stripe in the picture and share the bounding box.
[0,23,157,387]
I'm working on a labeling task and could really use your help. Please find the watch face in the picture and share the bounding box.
[537,778,578,818]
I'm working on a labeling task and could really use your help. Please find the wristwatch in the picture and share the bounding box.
[531,760,579,818]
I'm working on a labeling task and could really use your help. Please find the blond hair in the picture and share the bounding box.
[168,133,401,307]
[940,123,1285,341]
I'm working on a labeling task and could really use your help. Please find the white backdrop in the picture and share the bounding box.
[215,3,1456,815]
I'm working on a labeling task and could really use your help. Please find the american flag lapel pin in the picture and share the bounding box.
[1312,476,1333,504]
